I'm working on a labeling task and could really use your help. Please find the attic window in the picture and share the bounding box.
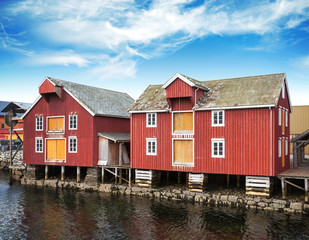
[212,110,224,126]
[146,113,156,127]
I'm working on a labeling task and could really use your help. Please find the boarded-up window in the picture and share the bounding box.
[48,117,64,132]
[282,109,285,135]
[173,112,193,133]
[46,139,65,162]
[173,140,193,165]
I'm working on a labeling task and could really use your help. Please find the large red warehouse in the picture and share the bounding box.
[129,73,291,192]
[22,77,134,181]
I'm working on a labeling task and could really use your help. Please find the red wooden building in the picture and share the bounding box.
[129,73,291,192]
[22,77,133,181]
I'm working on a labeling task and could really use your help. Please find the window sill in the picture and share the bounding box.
[172,162,194,167]
[173,130,193,135]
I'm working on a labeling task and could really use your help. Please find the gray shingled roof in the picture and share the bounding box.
[129,73,286,112]
[48,77,134,118]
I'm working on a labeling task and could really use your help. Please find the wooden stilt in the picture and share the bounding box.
[45,165,48,180]
[227,174,230,188]
[237,175,240,188]
[129,168,132,187]
[115,168,118,184]
[119,169,122,184]
[177,172,181,184]
[77,166,81,183]
[281,178,286,199]
[305,178,308,202]
[101,167,105,183]
[61,166,65,181]
[166,171,169,184]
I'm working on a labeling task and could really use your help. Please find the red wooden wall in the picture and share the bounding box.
[166,78,194,99]
[131,108,274,176]
[24,79,130,167]
[39,79,55,94]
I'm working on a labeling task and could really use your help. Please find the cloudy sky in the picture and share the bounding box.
[0,0,308,105]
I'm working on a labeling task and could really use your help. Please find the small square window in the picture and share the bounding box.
[212,139,225,158]
[36,115,43,131]
[146,113,156,127]
[69,137,77,153]
[1,123,5,129]
[69,115,77,130]
[146,138,157,155]
[212,110,224,126]
[35,138,43,153]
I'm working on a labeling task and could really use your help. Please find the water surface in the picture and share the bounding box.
[0,172,309,240]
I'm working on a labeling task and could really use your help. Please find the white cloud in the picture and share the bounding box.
[4,0,309,78]
[30,51,90,67]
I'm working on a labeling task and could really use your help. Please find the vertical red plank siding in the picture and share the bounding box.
[273,81,290,175]
[93,116,130,166]
[39,79,55,94]
[170,98,193,111]
[132,108,273,176]
[166,78,194,98]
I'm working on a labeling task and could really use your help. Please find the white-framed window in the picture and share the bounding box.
[146,113,157,127]
[68,136,77,153]
[285,110,288,127]
[282,83,285,99]
[211,138,225,158]
[278,139,281,157]
[35,137,43,153]
[1,123,5,129]
[36,115,43,131]
[285,138,288,155]
[212,110,224,126]
[69,114,77,130]
[146,138,157,155]
[278,108,282,126]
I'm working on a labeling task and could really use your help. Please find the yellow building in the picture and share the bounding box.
[290,105,309,156]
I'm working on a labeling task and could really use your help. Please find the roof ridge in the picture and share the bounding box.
[47,77,130,96]
[203,73,285,82]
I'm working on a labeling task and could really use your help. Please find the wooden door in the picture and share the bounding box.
[173,140,193,165]
[46,139,65,161]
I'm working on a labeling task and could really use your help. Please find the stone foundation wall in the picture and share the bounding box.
[20,177,309,214]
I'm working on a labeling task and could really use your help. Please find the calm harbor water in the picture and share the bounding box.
[0,172,309,240]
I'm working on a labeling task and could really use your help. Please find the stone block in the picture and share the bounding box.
[247,200,256,206]
[258,202,268,208]
[221,195,228,201]
[228,195,238,203]
[290,202,303,210]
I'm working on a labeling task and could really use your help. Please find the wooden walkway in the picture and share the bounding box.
[278,167,309,179]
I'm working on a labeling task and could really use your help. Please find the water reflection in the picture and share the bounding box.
[0,172,309,240]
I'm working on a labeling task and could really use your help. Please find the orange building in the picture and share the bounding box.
[0,101,31,140]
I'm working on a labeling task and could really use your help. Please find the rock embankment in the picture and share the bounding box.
[21,178,309,214]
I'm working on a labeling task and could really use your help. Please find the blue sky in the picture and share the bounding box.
[0,0,308,105]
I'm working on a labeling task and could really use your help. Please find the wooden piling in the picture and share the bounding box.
[166,171,169,184]
[177,172,181,184]
[227,174,230,188]
[237,175,240,188]
[129,168,132,187]
[119,169,122,184]
[115,168,118,184]
[281,178,286,199]
[61,166,65,181]
[305,178,308,202]
[101,167,105,183]
[45,165,48,180]
[77,166,81,183]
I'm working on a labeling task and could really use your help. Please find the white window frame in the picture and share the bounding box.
[285,110,288,127]
[68,136,77,153]
[146,113,157,128]
[282,83,285,99]
[146,138,157,155]
[278,107,282,126]
[46,116,65,133]
[172,138,194,167]
[69,114,78,130]
[211,138,225,158]
[35,137,43,153]
[278,139,281,157]
[36,115,43,131]
[212,110,225,127]
[285,138,288,156]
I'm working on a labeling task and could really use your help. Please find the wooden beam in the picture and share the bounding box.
[285,179,305,191]
[61,166,65,181]
[45,165,48,180]
[281,178,286,199]
[305,179,308,203]
[129,168,132,187]
[101,167,105,184]
[237,175,240,188]
[77,167,81,183]
[115,168,118,184]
